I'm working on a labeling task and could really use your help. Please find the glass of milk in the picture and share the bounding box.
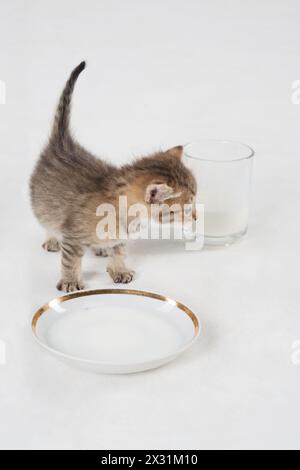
[184,140,254,246]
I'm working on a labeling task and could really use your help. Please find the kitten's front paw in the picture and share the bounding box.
[56,279,85,293]
[107,269,135,284]
[93,247,110,257]
[42,238,60,252]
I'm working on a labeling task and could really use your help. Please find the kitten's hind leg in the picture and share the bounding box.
[56,236,85,293]
[106,244,135,284]
[42,233,60,252]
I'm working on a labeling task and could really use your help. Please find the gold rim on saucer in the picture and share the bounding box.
[31,288,200,370]
[32,288,200,334]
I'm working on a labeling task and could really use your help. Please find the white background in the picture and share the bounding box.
[0,0,300,450]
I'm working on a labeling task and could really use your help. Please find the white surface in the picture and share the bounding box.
[34,291,199,373]
[0,0,300,450]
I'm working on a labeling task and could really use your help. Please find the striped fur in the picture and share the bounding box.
[30,62,197,293]
[51,60,86,148]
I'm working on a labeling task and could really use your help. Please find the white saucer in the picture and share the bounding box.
[32,289,200,374]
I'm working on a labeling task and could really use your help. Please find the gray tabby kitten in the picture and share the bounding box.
[30,62,197,292]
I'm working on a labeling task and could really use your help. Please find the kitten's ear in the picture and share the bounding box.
[165,145,184,160]
[145,183,174,204]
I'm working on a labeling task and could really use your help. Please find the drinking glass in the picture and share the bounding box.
[184,140,254,246]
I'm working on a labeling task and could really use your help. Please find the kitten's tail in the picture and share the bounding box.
[50,61,86,146]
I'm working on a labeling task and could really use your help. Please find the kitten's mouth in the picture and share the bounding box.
[158,211,176,223]
[157,210,197,223]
